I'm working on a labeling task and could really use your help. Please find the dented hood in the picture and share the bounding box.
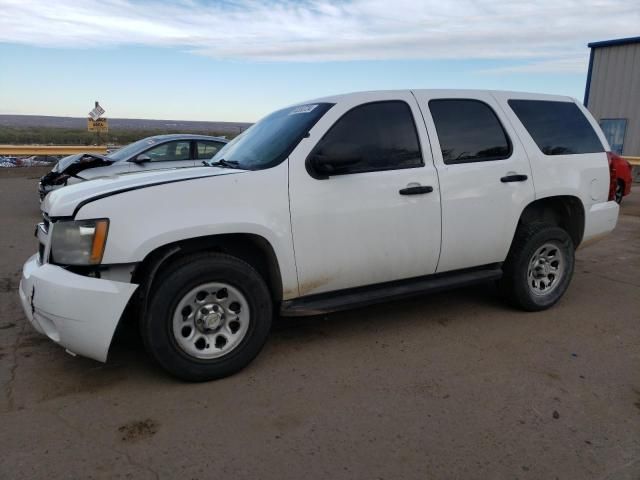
[54,153,114,174]
[42,153,116,187]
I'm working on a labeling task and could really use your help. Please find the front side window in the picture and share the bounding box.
[208,103,334,170]
[309,101,423,175]
[145,141,191,162]
[429,99,511,165]
[508,100,604,155]
[197,141,225,160]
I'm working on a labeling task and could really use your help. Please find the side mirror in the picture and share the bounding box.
[131,154,152,164]
[307,153,362,180]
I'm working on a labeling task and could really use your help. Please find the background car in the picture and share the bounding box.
[0,156,19,167]
[39,134,228,199]
[608,152,633,203]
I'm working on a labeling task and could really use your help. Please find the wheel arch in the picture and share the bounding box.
[131,233,284,308]
[515,195,585,248]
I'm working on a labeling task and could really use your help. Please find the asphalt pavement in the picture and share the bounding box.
[1,168,638,479]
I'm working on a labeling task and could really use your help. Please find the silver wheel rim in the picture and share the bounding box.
[172,282,250,359]
[527,242,565,296]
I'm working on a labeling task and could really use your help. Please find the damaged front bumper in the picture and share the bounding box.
[19,254,138,362]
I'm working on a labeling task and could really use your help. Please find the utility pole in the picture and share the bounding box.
[95,102,100,145]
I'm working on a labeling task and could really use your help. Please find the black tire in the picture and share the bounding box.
[500,222,575,311]
[615,180,624,204]
[142,252,273,381]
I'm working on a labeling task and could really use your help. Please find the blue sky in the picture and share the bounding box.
[0,0,638,122]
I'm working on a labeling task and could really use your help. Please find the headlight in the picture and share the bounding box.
[50,219,109,265]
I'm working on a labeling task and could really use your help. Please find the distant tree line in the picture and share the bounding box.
[0,126,237,146]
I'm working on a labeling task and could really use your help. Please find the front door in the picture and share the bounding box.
[288,92,442,297]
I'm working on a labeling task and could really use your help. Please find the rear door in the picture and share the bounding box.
[412,90,535,272]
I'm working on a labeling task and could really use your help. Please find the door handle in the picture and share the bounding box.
[500,174,528,183]
[399,185,433,195]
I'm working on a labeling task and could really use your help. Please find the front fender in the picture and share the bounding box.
[74,163,298,298]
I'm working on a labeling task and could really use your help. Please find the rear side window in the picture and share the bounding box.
[196,141,225,160]
[145,141,191,162]
[508,100,604,155]
[429,99,511,165]
[310,101,423,175]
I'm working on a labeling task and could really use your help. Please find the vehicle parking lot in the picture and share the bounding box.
[1,168,639,479]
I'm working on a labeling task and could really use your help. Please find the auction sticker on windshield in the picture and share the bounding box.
[289,104,318,115]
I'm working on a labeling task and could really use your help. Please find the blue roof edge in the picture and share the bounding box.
[588,36,640,49]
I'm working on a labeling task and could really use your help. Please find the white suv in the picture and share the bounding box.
[19,90,619,381]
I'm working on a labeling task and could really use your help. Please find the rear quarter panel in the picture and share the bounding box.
[492,92,611,209]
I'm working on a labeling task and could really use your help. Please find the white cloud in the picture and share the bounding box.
[0,0,638,71]
[479,57,591,75]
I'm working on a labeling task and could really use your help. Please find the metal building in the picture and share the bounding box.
[584,36,640,157]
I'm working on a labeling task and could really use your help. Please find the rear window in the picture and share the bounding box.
[429,99,511,165]
[508,100,604,155]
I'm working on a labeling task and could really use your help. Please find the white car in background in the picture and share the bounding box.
[38,134,228,199]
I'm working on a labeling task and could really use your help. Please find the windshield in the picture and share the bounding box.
[208,103,334,170]
[107,137,161,161]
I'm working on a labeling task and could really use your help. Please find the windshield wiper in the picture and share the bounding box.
[205,159,243,169]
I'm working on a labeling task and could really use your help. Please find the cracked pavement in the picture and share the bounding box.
[1,168,639,479]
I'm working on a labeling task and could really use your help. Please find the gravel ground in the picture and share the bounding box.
[1,169,638,479]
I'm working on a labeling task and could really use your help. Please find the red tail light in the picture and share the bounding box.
[606,152,618,201]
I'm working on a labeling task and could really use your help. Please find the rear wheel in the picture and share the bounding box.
[142,253,273,381]
[501,223,575,311]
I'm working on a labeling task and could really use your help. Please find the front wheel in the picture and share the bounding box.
[500,223,575,311]
[142,253,273,381]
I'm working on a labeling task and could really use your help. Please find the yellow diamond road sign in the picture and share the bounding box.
[88,118,108,133]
